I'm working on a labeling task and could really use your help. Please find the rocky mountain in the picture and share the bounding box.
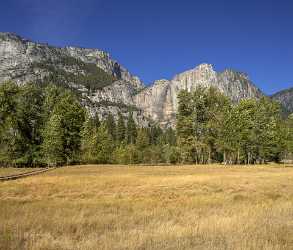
[0,32,150,125]
[271,87,293,115]
[1,32,285,128]
[134,64,264,126]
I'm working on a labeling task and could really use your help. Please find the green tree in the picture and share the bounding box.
[136,128,150,150]
[80,114,98,163]
[176,87,231,163]
[0,82,44,166]
[0,82,21,165]
[42,91,85,165]
[41,113,64,166]
[96,124,114,163]
[126,111,137,144]
[105,114,116,141]
[286,114,293,159]
[116,112,126,143]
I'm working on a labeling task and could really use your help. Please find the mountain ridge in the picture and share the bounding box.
[0,32,290,127]
[271,87,293,115]
[134,63,264,126]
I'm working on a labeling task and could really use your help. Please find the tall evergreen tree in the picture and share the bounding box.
[116,112,126,143]
[126,111,137,144]
[96,124,114,163]
[80,114,98,163]
[0,82,21,165]
[105,114,116,140]
[286,114,293,159]
[0,82,44,166]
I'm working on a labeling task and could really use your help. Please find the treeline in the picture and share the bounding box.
[0,82,292,167]
[176,87,293,164]
[0,82,176,167]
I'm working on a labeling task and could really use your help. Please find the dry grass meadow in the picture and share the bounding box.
[1,164,293,250]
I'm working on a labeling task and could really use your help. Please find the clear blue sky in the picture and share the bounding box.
[1,0,293,94]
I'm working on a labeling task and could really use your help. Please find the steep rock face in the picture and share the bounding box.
[1,33,282,128]
[135,64,264,126]
[271,87,293,115]
[0,32,149,125]
[0,32,143,89]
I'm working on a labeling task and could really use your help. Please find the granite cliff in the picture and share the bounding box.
[271,87,293,115]
[0,32,149,125]
[134,64,264,126]
[1,32,289,127]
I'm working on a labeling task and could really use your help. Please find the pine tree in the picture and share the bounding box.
[116,112,126,143]
[0,82,44,166]
[42,84,62,123]
[0,82,21,165]
[105,114,116,140]
[126,111,137,144]
[80,114,98,163]
[96,124,114,163]
[136,128,150,150]
[286,114,293,159]
[164,127,177,146]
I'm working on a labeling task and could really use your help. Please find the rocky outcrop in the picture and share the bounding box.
[271,87,293,115]
[0,32,149,125]
[134,64,264,126]
[3,32,289,128]
[0,32,143,89]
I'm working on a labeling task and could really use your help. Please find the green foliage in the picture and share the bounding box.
[80,114,99,163]
[32,56,116,91]
[116,113,126,142]
[176,87,231,163]
[176,87,285,164]
[105,114,116,141]
[41,114,64,166]
[0,82,44,166]
[42,91,85,165]
[283,114,293,159]
[95,124,114,163]
[0,82,290,167]
[113,144,139,164]
[126,111,137,144]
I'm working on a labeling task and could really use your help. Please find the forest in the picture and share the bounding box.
[0,81,292,167]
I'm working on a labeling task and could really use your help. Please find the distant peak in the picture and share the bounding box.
[220,69,250,80]
[0,32,28,41]
[153,79,170,85]
[196,63,214,70]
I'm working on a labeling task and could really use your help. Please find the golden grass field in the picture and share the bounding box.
[0,168,42,176]
[1,164,293,250]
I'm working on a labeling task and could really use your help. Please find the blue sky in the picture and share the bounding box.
[1,0,293,94]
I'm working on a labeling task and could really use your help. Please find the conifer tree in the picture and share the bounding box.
[116,112,126,143]
[96,124,114,163]
[105,114,116,140]
[80,114,98,163]
[126,111,137,144]
[286,114,293,159]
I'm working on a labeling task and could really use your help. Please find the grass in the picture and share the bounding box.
[0,168,42,177]
[0,164,293,250]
